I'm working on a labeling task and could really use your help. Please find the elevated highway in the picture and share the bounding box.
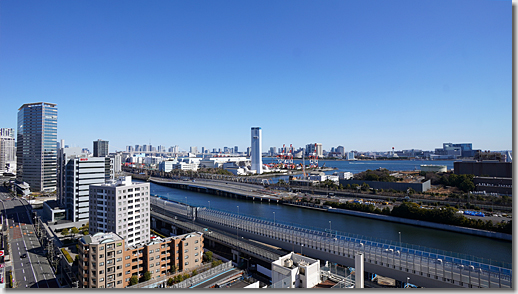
[150,196,511,288]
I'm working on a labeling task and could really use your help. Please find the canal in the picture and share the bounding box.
[142,180,512,264]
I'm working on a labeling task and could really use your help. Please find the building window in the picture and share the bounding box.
[184,249,188,253]
[195,259,199,263]
[195,240,198,244]
[185,262,189,265]
[125,256,130,260]
[100,262,104,266]
[117,258,122,262]
[117,250,122,254]
[100,278,104,282]
[185,256,189,259]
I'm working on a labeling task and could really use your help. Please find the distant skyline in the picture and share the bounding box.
[0,0,512,153]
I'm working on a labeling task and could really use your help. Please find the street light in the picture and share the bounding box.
[329,221,332,232]
[406,277,410,288]
[399,232,401,245]
[273,212,276,225]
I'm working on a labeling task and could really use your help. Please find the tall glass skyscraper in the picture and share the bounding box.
[16,102,58,192]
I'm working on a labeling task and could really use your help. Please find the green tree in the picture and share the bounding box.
[167,277,174,286]
[130,275,138,286]
[191,269,198,277]
[143,271,152,281]
[61,228,70,237]
[170,264,177,273]
[203,251,213,262]
[71,227,79,239]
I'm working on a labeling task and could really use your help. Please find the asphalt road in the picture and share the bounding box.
[0,189,59,288]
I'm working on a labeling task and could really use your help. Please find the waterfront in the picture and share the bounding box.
[263,159,456,182]
[143,179,511,264]
[264,159,456,174]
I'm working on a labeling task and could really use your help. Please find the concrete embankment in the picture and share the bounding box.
[326,207,512,241]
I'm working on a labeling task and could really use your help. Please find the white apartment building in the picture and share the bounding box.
[271,252,321,288]
[89,176,151,248]
[57,146,113,222]
[0,128,16,173]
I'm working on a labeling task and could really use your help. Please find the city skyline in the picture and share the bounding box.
[0,0,512,152]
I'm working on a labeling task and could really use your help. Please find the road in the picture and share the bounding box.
[0,186,59,288]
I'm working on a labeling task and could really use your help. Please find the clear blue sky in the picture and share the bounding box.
[0,0,512,153]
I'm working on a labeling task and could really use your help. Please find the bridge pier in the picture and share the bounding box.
[231,249,241,262]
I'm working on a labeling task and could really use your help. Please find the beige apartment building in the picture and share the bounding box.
[79,231,204,288]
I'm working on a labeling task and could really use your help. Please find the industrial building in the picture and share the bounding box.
[420,165,447,173]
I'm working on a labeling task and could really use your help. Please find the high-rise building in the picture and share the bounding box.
[16,102,58,192]
[234,146,238,153]
[89,176,150,248]
[336,146,345,157]
[110,153,122,174]
[93,139,109,157]
[251,127,262,174]
[190,146,198,154]
[0,128,16,172]
[305,143,323,158]
[269,147,276,157]
[58,146,113,221]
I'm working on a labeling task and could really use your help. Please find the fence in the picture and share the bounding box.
[170,261,234,288]
[151,196,512,288]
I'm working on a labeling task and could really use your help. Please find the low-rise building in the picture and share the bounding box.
[271,252,321,288]
[79,231,204,288]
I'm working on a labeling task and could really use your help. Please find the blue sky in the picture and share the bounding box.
[0,0,512,153]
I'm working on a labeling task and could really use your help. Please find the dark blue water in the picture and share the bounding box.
[141,164,512,264]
